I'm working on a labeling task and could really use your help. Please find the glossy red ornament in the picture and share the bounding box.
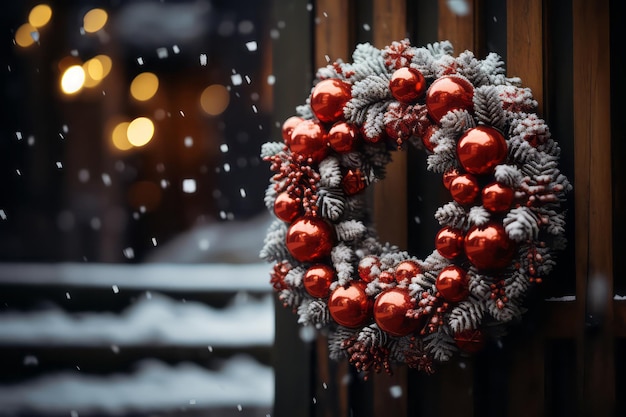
[454,328,486,353]
[281,116,304,144]
[389,67,426,103]
[342,169,366,195]
[457,126,508,175]
[289,119,328,163]
[436,265,469,302]
[421,124,437,152]
[442,168,460,190]
[395,260,421,283]
[328,282,372,328]
[435,226,465,259]
[328,121,359,153]
[482,182,515,213]
[285,216,335,262]
[310,79,352,123]
[303,264,336,298]
[373,287,421,336]
[358,255,381,282]
[449,173,479,205]
[273,192,302,223]
[425,75,474,123]
[464,222,515,270]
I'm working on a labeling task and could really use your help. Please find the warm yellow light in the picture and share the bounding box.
[200,84,230,116]
[130,72,159,101]
[127,117,154,147]
[82,58,103,87]
[93,55,112,78]
[29,4,52,28]
[15,23,38,48]
[83,8,108,33]
[61,65,85,94]
[111,122,132,151]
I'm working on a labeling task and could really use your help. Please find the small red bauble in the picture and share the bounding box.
[373,287,421,337]
[328,121,359,153]
[421,124,437,152]
[436,265,469,302]
[328,282,372,328]
[389,67,427,103]
[310,79,352,123]
[454,328,486,353]
[449,173,480,205]
[289,119,328,163]
[435,226,465,259]
[358,255,382,282]
[285,216,335,262]
[482,182,515,213]
[273,192,302,223]
[281,116,304,144]
[303,264,335,298]
[425,75,474,123]
[464,222,515,270]
[342,168,366,195]
[457,126,508,175]
[442,168,460,190]
[394,260,421,283]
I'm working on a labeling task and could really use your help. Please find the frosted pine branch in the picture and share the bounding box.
[331,243,355,286]
[317,187,346,221]
[298,299,330,328]
[264,183,277,211]
[473,85,506,130]
[435,201,467,229]
[318,156,343,188]
[504,206,540,242]
[335,220,367,241]
[468,206,491,226]
[448,297,486,332]
[439,109,476,134]
[259,220,290,262]
[424,327,457,362]
[284,265,306,287]
[494,164,524,188]
[260,142,285,158]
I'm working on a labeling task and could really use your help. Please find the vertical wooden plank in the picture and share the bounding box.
[572,1,614,416]
[371,2,408,416]
[438,0,480,54]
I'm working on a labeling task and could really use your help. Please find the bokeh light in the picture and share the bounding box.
[200,84,230,115]
[60,65,86,94]
[28,4,53,28]
[14,23,38,48]
[127,117,155,147]
[83,58,103,88]
[111,121,132,151]
[83,8,108,33]
[130,72,159,101]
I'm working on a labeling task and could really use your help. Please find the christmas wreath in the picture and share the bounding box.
[260,39,571,376]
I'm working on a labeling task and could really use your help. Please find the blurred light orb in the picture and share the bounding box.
[61,65,85,94]
[130,72,159,101]
[15,23,38,47]
[83,58,103,87]
[29,4,53,28]
[111,121,132,151]
[83,8,108,33]
[200,84,230,115]
[127,117,155,147]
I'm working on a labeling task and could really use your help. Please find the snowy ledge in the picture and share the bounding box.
[0,262,271,292]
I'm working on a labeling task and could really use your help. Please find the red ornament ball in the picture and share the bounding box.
[425,75,474,123]
[442,168,460,190]
[303,264,335,298]
[389,67,426,103]
[358,255,381,282]
[449,173,480,205]
[436,265,469,302]
[482,182,515,213]
[342,168,366,195]
[328,282,372,328]
[394,260,421,283]
[421,124,437,152]
[454,328,486,353]
[281,116,304,144]
[435,226,465,259]
[273,192,302,223]
[289,119,328,163]
[310,79,352,123]
[457,126,508,175]
[328,121,359,153]
[285,216,335,262]
[464,222,515,270]
[373,287,422,337]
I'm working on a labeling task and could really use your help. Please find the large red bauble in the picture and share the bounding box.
[457,126,508,175]
[285,216,335,262]
[303,264,335,298]
[389,67,426,103]
[310,79,352,123]
[273,192,302,223]
[435,226,465,259]
[436,265,469,302]
[281,116,304,144]
[482,182,514,213]
[425,75,474,123]
[394,260,421,283]
[328,282,372,328]
[328,121,359,153]
[464,222,515,270]
[454,328,486,353]
[373,287,421,336]
[449,173,479,205]
[289,119,328,163]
